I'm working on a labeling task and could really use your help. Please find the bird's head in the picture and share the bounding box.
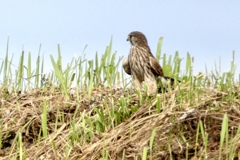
[127,31,148,47]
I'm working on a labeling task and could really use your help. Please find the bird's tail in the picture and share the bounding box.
[163,76,181,83]
[157,76,180,92]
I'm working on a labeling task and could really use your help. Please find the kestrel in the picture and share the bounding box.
[123,31,175,95]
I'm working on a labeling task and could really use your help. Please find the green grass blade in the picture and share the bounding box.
[155,37,163,61]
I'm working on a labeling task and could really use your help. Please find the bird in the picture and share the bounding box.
[123,31,176,95]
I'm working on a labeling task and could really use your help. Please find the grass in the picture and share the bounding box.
[0,38,240,159]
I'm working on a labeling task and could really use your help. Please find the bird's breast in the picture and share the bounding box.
[128,46,150,80]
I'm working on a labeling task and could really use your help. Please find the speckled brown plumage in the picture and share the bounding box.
[123,31,175,95]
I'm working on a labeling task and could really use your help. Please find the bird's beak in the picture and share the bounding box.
[126,35,130,41]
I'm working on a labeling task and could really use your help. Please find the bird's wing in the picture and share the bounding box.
[150,56,180,85]
[149,56,164,77]
[122,58,131,75]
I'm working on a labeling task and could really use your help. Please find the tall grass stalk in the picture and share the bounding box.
[142,147,148,160]
[18,132,23,160]
[149,127,156,159]
[219,114,229,160]
[41,100,48,138]
[155,37,163,62]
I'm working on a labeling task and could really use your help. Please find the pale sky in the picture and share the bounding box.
[0,1,240,77]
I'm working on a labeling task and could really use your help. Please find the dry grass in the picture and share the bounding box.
[1,82,240,160]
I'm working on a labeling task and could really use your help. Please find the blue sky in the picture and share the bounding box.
[1,1,240,77]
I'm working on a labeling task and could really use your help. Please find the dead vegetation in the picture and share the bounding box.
[1,83,240,159]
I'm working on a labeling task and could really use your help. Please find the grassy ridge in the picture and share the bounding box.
[0,39,240,159]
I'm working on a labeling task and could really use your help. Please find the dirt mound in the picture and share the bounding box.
[1,84,240,159]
